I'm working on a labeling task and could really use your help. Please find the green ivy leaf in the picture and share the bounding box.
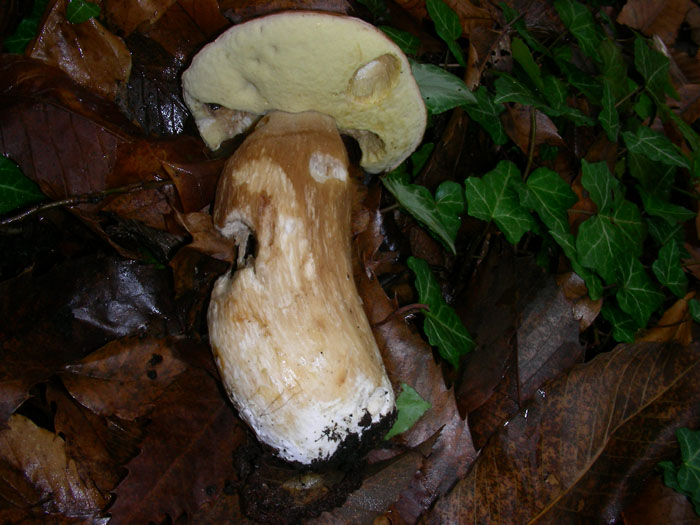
[356,0,388,18]
[634,35,678,104]
[647,217,685,250]
[463,86,507,145]
[634,92,654,120]
[638,187,695,225]
[0,156,46,215]
[652,241,688,298]
[464,160,536,244]
[493,74,544,107]
[512,37,544,91]
[3,0,49,53]
[616,254,664,327]
[554,0,601,62]
[628,152,676,196]
[66,0,100,24]
[601,303,638,342]
[426,0,466,66]
[659,427,700,515]
[599,38,628,99]
[542,75,568,110]
[407,257,475,368]
[383,172,464,254]
[576,200,647,285]
[521,167,577,234]
[600,80,620,141]
[550,230,604,300]
[689,299,700,323]
[381,26,421,55]
[410,61,476,114]
[409,143,435,177]
[622,126,690,169]
[581,160,622,213]
[385,383,431,440]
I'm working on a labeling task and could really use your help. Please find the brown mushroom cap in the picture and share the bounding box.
[182,11,427,173]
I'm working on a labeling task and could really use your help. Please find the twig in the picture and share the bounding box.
[0,180,173,226]
[477,13,526,81]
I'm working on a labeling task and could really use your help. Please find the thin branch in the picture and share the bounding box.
[373,303,429,328]
[477,13,526,81]
[0,180,173,226]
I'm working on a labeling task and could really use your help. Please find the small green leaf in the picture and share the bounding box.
[601,303,638,342]
[407,257,475,368]
[581,160,622,213]
[634,92,654,120]
[464,160,536,244]
[659,427,700,515]
[628,152,676,196]
[426,0,466,66]
[634,35,678,104]
[576,214,621,283]
[0,156,46,215]
[66,0,101,24]
[385,383,431,440]
[554,0,601,62]
[463,86,507,145]
[616,254,664,327]
[380,27,421,55]
[410,143,435,177]
[689,299,700,323]
[550,229,604,300]
[521,167,577,234]
[611,200,646,257]
[356,0,387,18]
[382,172,464,254]
[599,38,628,99]
[493,74,543,107]
[638,187,695,225]
[410,61,476,114]
[599,80,620,141]
[622,126,690,169]
[512,37,544,91]
[652,241,688,298]
[542,75,568,110]
[3,0,49,53]
[647,217,685,250]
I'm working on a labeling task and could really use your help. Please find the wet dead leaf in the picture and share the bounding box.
[29,0,131,101]
[0,414,107,518]
[617,0,692,45]
[502,105,565,155]
[639,292,695,345]
[61,337,188,420]
[109,367,246,524]
[425,342,700,523]
[103,0,177,36]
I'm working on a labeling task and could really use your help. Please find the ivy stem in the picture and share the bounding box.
[0,180,173,227]
[373,303,429,327]
[380,203,400,214]
[523,107,538,180]
[614,87,642,109]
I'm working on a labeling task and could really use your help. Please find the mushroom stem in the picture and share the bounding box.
[208,111,395,465]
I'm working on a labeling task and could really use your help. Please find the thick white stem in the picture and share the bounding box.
[208,111,395,465]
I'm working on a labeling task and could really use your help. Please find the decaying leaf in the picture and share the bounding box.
[426,342,700,523]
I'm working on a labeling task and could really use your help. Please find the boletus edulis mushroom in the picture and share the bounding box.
[182,11,427,465]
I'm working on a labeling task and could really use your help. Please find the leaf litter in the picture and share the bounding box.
[1,0,700,523]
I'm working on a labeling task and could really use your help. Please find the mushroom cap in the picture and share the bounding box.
[182,11,427,173]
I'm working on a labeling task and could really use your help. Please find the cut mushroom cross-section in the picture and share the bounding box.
[183,11,427,465]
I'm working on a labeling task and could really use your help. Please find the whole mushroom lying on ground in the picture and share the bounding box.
[182,11,427,465]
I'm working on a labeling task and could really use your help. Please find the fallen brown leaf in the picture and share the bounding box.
[0,414,107,519]
[617,0,692,45]
[425,342,700,523]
